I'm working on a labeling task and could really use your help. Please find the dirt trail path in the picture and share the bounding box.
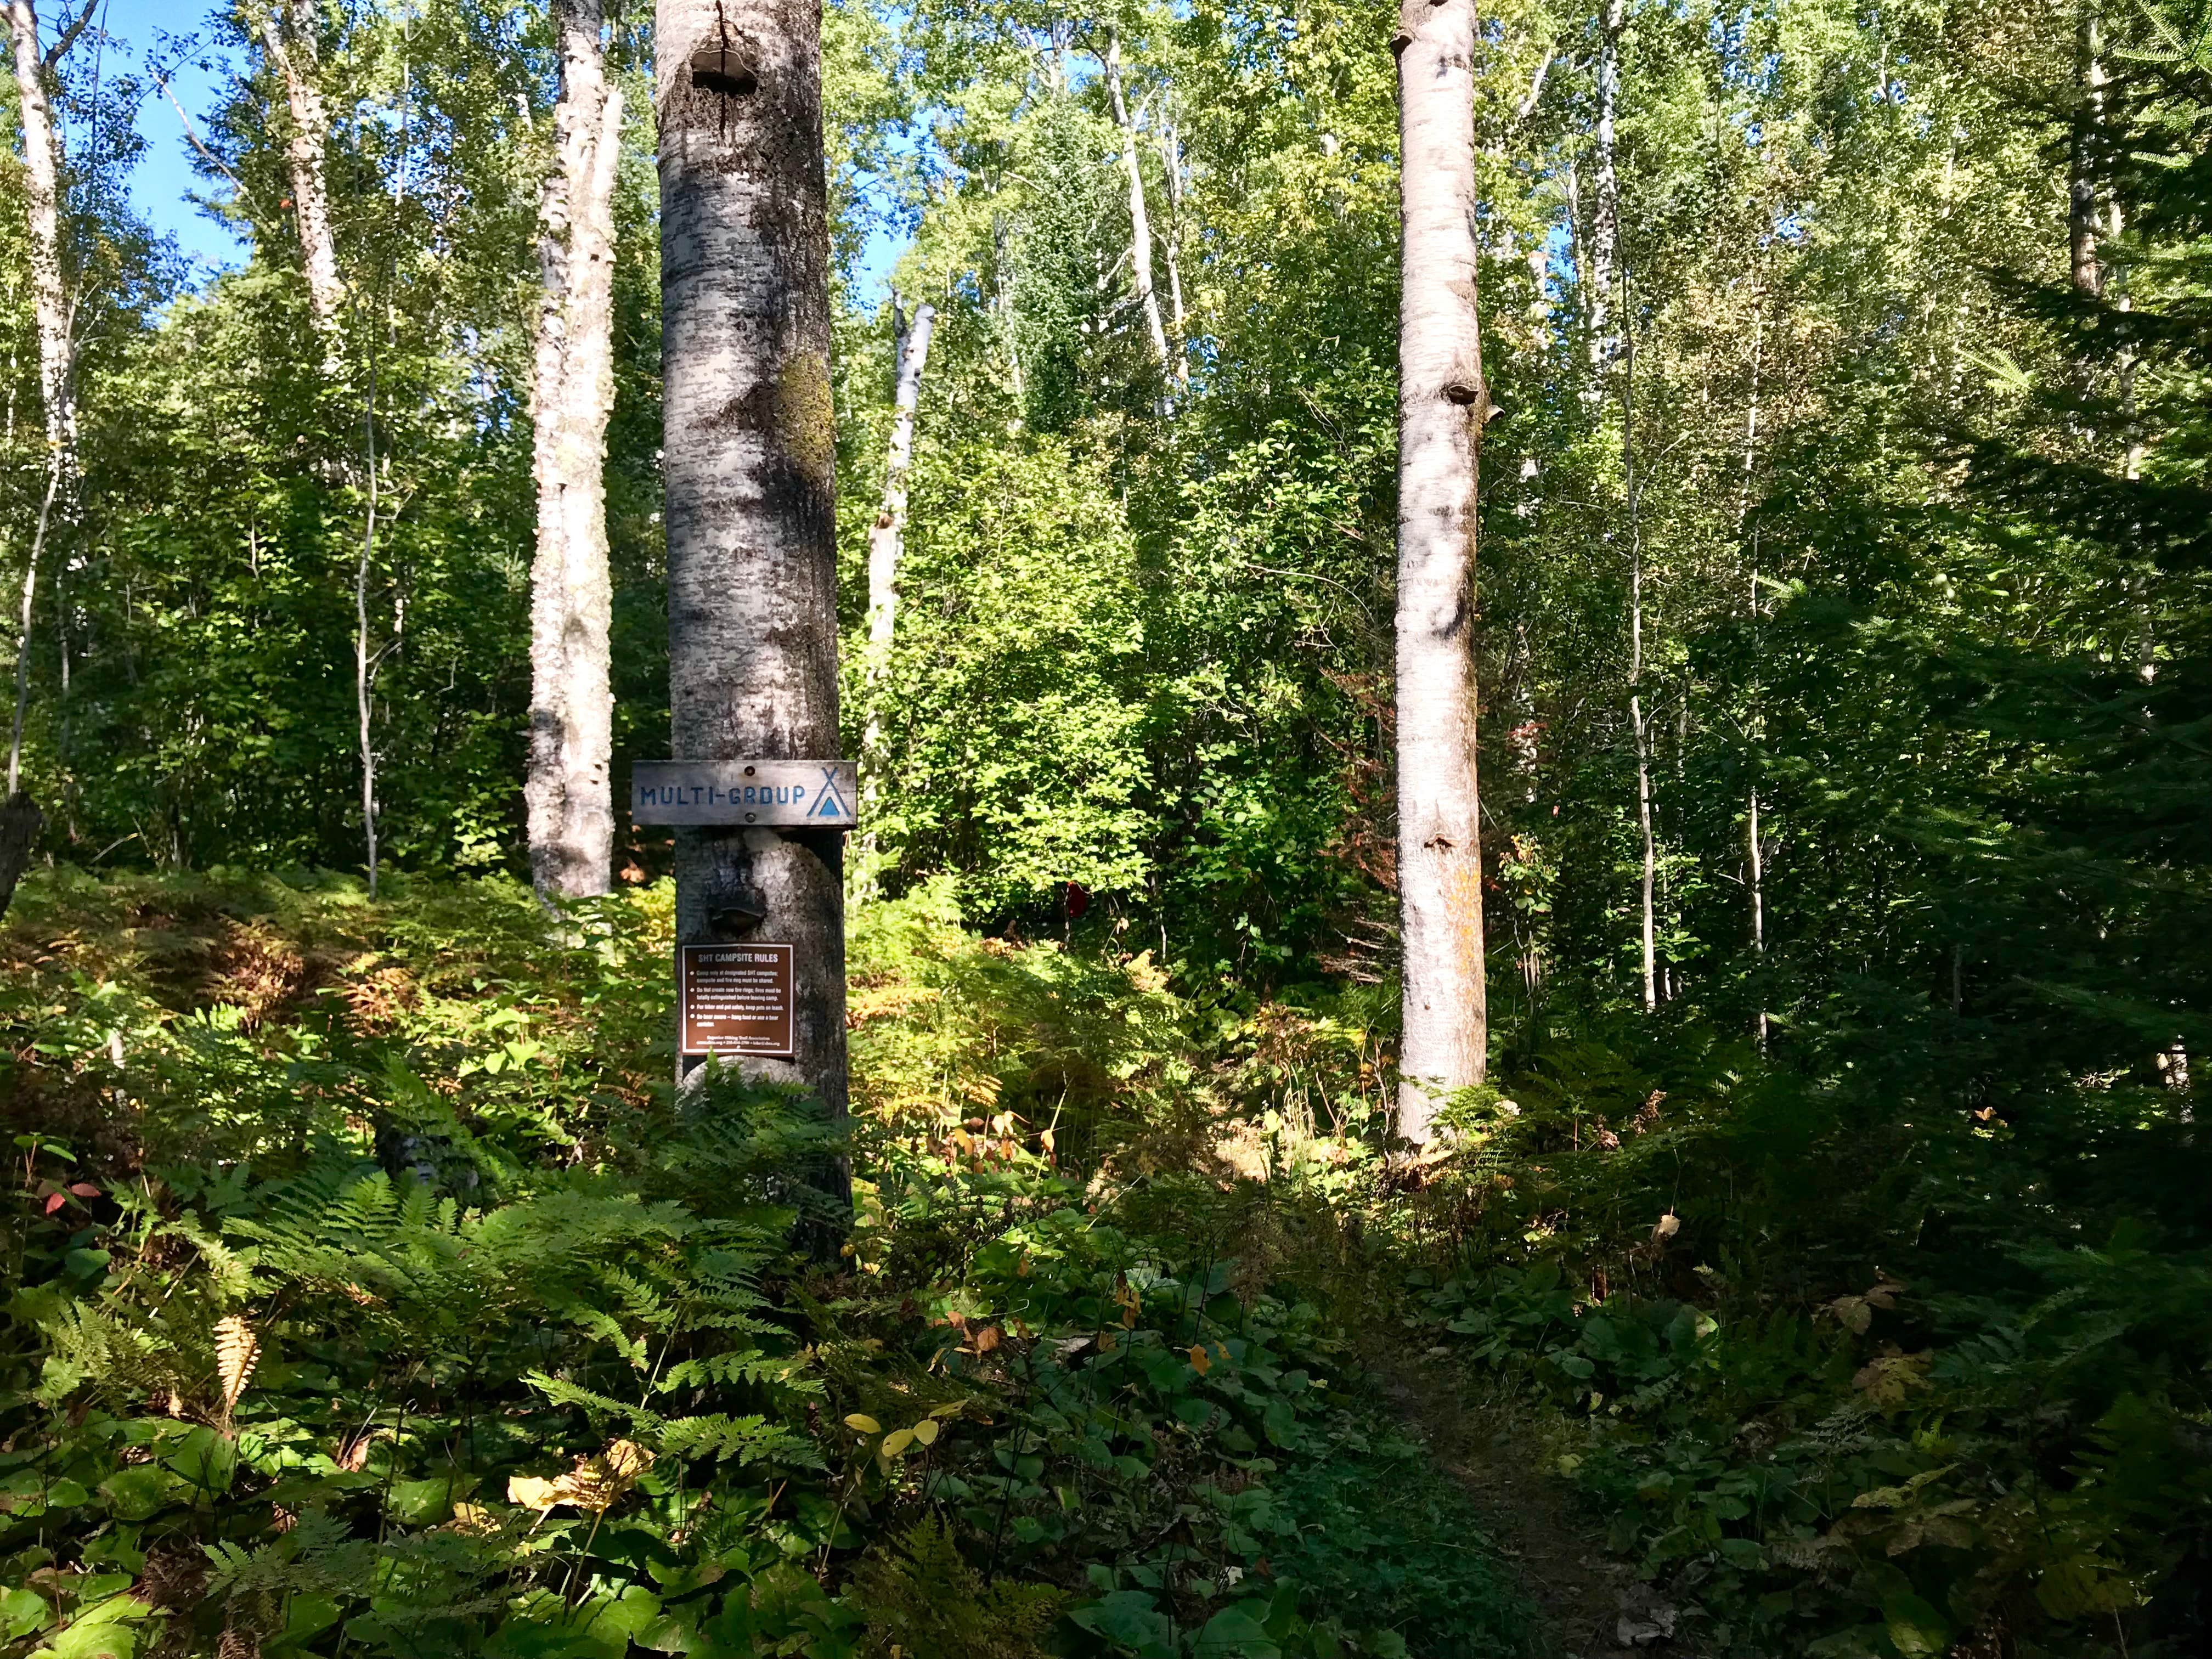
[1369,1356,1698,1659]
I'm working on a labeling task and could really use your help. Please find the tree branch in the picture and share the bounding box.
[151,64,264,218]
[42,0,99,71]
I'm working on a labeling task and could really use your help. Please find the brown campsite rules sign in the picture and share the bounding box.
[679,944,795,1057]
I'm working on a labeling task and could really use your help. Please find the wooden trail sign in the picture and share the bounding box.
[633,760,856,827]
[679,943,797,1057]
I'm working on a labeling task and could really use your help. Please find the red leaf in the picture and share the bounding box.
[44,1192,67,1214]
[69,1182,100,1198]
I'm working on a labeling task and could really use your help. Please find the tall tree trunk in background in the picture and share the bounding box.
[1587,0,1623,373]
[3,0,82,917]
[257,0,345,334]
[1100,29,1170,379]
[1623,303,1656,1012]
[1158,106,1189,387]
[857,294,934,893]
[1740,282,1768,1050]
[527,0,623,901]
[2069,7,2106,300]
[657,0,849,1141]
[1392,0,1488,1147]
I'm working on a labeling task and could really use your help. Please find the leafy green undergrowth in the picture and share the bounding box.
[1375,1024,2212,1659]
[0,868,1525,1659]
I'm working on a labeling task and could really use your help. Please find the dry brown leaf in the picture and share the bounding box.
[1649,1212,1681,1249]
[215,1315,259,1412]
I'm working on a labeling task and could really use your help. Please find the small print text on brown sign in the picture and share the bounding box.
[680,943,796,1057]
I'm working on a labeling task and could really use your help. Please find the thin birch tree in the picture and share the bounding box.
[2,0,94,915]
[526,0,624,900]
[1098,27,1170,378]
[1392,0,1489,1146]
[857,292,934,892]
[657,0,849,1135]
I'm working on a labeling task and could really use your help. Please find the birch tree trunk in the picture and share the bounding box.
[1624,315,1656,1012]
[861,298,933,772]
[1393,0,1488,1147]
[2068,7,2106,300]
[1586,0,1623,373]
[526,0,624,900]
[3,0,81,917]
[1740,284,1768,1049]
[257,0,345,334]
[657,0,849,1139]
[1099,29,1170,377]
[1158,107,1189,387]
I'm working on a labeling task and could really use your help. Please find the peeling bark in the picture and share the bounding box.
[527,0,624,901]
[256,0,345,333]
[657,0,849,1142]
[1393,0,1489,1146]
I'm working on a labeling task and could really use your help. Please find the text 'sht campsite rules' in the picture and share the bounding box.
[679,944,797,1057]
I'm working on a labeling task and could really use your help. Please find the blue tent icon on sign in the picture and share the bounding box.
[809,767,851,820]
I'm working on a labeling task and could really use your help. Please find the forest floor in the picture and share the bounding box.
[1372,1357,1691,1659]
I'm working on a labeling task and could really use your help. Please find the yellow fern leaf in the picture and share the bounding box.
[215,1316,260,1412]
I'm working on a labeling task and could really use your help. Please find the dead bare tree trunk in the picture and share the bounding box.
[857,295,934,894]
[526,0,624,900]
[1392,0,1489,1146]
[256,0,345,334]
[657,0,849,1139]
[3,0,89,917]
[1099,28,1170,379]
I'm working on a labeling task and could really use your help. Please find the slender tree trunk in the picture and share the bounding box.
[357,359,380,896]
[857,295,934,893]
[4,0,82,915]
[1392,0,1489,1146]
[526,0,624,900]
[1623,298,1655,1012]
[257,0,345,333]
[1741,280,1767,1048]
[1099,29,1170,378]
[1587,0,1623,373]
[2069,7,2106,300]
[1158,106,1189,387]
[657,0,849,1140]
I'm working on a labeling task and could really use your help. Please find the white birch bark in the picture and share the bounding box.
[2069,9,2106,299]
[526,0,624,900]
[657,0,849,1137]
[861,297,933,767]
[256,0,345,334]
[1624,319,1655,1011]
[3,0,84,911]
[1158,106,1189,387]
[1099,29,1170,377]
[1393,0,1489,1146]
[1740,283,1768,1049]
[3,0,74,476]
[1587,0,1623,373]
